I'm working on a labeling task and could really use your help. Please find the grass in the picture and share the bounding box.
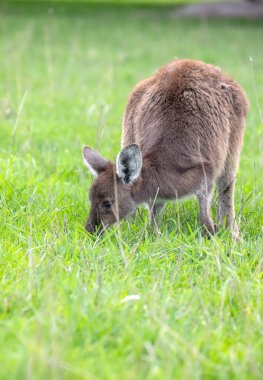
[0,2,263,380]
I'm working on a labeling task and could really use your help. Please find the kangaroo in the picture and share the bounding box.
[83,59,248,238]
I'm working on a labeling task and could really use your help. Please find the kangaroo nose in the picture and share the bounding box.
[85,222,96,234]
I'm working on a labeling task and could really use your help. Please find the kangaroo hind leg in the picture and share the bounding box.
[217,152,241,240]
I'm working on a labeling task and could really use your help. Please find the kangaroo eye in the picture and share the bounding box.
[102,200,111,210]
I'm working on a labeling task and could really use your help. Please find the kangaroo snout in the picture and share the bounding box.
[85,222,97,234]
[85,209,100,234]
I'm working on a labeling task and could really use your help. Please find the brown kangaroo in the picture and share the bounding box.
[83,59,248,238]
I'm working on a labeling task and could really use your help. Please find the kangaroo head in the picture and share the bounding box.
[83,144,142,233]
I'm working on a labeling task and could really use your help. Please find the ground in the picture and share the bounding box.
[0,2,263,380]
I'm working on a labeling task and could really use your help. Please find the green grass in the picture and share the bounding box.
[0,3,263,380]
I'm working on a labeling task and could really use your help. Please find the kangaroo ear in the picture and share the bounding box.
[83,146,108,177]
[116,144,142,184]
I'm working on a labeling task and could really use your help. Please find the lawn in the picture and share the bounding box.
[0,2,263,380]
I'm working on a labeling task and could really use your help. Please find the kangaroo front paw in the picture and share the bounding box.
[201,222,218,237]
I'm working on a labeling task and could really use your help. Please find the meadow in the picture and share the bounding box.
[0,2,263,379]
